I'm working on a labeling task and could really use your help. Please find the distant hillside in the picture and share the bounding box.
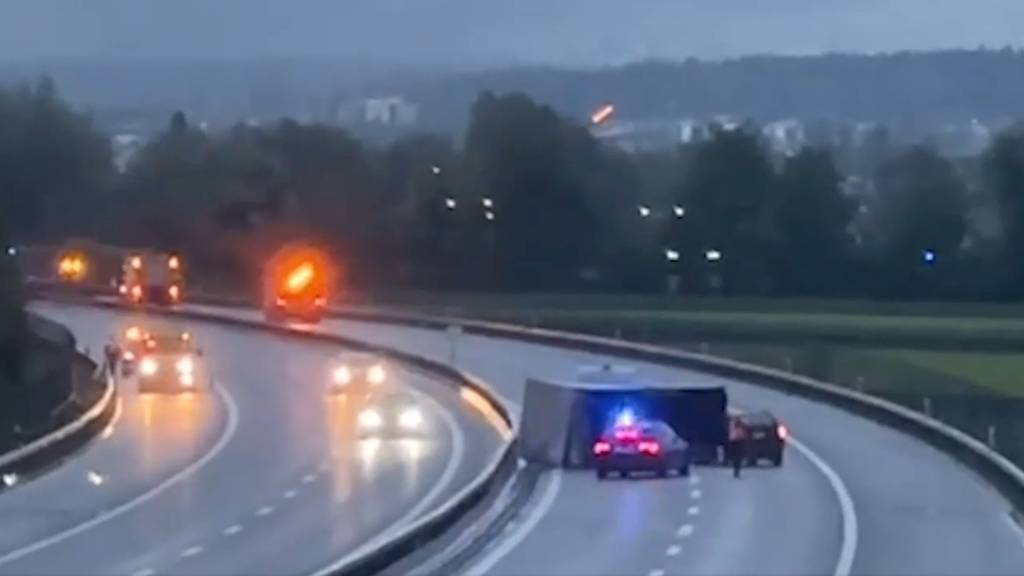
[384,49,1024,136]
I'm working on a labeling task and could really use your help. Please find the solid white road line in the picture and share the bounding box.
[1002,513,1024,549]
[309,381,467,576]
[0,384,240,567]
[788,436,859,576]
[461,470,564,576]
[102,397,124,439]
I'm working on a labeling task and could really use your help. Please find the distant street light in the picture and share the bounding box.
[444,197,457,210]
[665,249,680,262]
[923,249,937,264]
[482,197,494,209]
[673,205,686,218]
[431,165,442,175]
[484,210,496,221]
[5,246,15,257]
[638,205,651,218]
[705,249,723,262]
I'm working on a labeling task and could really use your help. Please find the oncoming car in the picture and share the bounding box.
[735,410,788,467]
[356,390,426,438]
[116,325,150,377]
[133,331,209,394]
[593,411,691,479]
[329,352,388,395]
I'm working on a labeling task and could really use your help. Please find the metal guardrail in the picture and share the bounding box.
[33,291,517,576]
[0,354,115,487]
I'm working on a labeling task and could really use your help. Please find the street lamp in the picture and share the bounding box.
[922,249,937,264]
[484,210,495,221]
[673,205,686,218]
[664,249,680,262]
[638,205,651,218]
[444,197,457,210]
[705,249,722,262]
[482,197,494,209]
[431,165,442,175]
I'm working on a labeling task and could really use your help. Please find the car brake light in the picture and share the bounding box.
[314,296,326,307]
[593,440,612,455]
[130,284,142,300]
[122,351,135,361]
[638,440,661,455]
[275,296,286,307]
[777,424,789,440]
[168,284,180,300]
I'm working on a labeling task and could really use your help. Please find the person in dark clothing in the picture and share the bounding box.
[727,416,747,478]
[103,341,120,378]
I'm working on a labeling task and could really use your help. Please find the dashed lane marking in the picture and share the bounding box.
[649,570,665,576]
[666,544,682,557]
[180,546,203,558]
[690,488,702,499]
[132,569,155,576]
[302,474,316,484]
[284,490,297,499]
[256,506,274,517]
[688,506,700,516]
[223,525,243,536]
[676,524,694,538]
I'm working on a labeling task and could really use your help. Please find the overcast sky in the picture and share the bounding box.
[2,0,1022,67]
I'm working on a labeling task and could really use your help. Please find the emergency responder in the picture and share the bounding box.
[727,416,747,478]
[103,340,120,378]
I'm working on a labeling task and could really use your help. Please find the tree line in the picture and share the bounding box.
[3,79,1024,301]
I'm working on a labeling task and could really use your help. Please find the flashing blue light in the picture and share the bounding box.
[923,249,936,264]
[614,408,637,428]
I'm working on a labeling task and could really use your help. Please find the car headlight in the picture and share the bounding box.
[333,365,351,385]
[176,356,194,374]
[179,372,195,387]
[140,358,158,376]
[398,407,423,429]
[368,364,386,384]
[358,409,383,429]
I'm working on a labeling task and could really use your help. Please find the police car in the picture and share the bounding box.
[134,331,209,394]
[329,352,388,395]
[593,409,691,479]
[734,410,788,467]
[356,390,426,438]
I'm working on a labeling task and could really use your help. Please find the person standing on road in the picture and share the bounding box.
[728,416,747,478]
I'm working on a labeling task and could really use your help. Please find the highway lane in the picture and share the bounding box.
[309,317,1024,576]
[0,302,503,576]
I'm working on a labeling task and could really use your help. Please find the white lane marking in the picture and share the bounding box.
[689,475,700,485]
[0,383,240,566]
[688,505,700,516]
[690,489,702,499]
[256,506,274,517]
[462,470,563,576]
[87,471,105,486]
[649,570,665,576]
[666,544,682,557]
[223,524,243,536]
[302,474,316,484]
[789,435,859,576]
[180,545,203,558]
[310,384,467,576]
[283,489,297,500]
[131,569,155,576]
[676,524,694,538]
[1002,513,1024,548]
[102,397,124,439]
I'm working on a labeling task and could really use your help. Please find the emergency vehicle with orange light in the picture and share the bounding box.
[119,251,185,305]
[263,245,333,322]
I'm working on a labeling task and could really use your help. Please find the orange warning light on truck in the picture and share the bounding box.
[263,245,335,323]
